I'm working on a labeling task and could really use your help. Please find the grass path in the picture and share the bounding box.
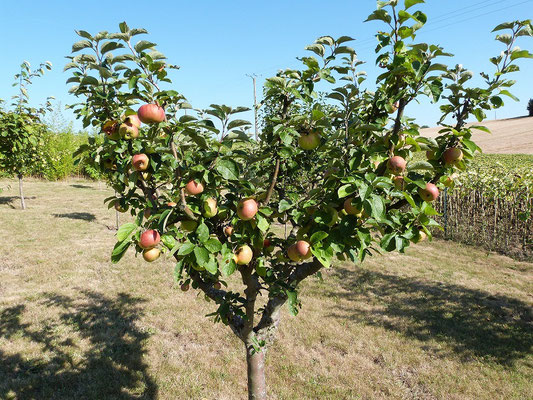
[0,179,532,399]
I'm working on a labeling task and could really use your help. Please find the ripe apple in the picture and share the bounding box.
[180,283,190,292]
[418,183,439,202]
[167,201,177,207]
[298,131,320,150]
[387,156,407,175]
[143,209,152,219]
[185,180,204,195]
[181,220,198,232]
[137,104,165,124]
[213,282,222,290]
[234,245,253,265]
[132,154,149,171]
[103,121,120,140]
[237,198,258,221]
[119,122,139,139]
[392,176,405,190]
[124,114,141,128]
[295,240,312,260]
[139,229,160,249]
[224,226,234,236]
[143,247,160,262]
[344,198,363,216]
[263,238,271,248]
[442,147,463,165]
[287,244,301,262]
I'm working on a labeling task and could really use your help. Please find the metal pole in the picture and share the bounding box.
[246,73,259,141]
[443,188,448,240]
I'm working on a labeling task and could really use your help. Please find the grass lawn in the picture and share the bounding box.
[0,179,532,400]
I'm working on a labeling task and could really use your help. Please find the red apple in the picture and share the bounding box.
[137,104,165,124]
[442,147,463,165]
[213,282,222,290]
[185,180,204,195]
[132,154,149,171]
[224,226,234,236]
[263,238,271,248]
[119,122,139,139]
[180,283,190,292]
[387,156,407,175]
[298,132,320,150]
[114,201,128,213]
[139,229,160,249]
[287,244,301,262]
[143,247,160,262]
[125,114,141,128]
[237,198,258,221]
[418,183,439,202]
[295,240,312,260]
[234,245,253,265]
[167,201,177,207]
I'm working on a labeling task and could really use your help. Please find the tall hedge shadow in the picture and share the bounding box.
[0,291,157,399]
[328,266,533,365]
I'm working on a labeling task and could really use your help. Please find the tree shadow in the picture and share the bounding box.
[0,196,36,209]
[52,212,96,222]
[0,291,157,399]
[327,266,533,365]
[70,184,94,189]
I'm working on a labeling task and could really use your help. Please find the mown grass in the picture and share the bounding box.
[0,179,532,399]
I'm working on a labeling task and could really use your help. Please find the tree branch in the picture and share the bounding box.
[254,258,322,345]
[263,158,280,206]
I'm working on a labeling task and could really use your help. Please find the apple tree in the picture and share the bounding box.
[66,2,531,398]
[0,61,53,209]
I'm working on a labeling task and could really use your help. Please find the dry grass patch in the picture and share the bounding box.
[0,179,532,399]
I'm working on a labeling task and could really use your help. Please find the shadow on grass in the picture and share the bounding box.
[52,212,96,222]
[0,196,36,209]
[0,291,157,399]
[328,266,533,365]
[70,184,94,189]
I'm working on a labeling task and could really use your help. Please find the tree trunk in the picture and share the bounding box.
[18,174,26,210]
[246,344,267,400]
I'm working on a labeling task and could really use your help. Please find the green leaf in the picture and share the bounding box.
[216,159,240,180]
[278,199,293,212]
[111,240,130,264]
[286,290,299,316]
[194,246,210,266]
[134,40,157,53]
[405,0,424,9]
[510,50,533,61]
[256,213,270,232]
[196,222,210,243]
[407,161,434,171]
[365,9,392,24]
[205,254,218,274]
[72,40,92,53]
[161,234,177,250]
[178,242,195,256]
[227,119,251,130]
[205,238,222,253]
[369,194,385,220]
[116,223,137,242]
[310,231,328,245]
[311,246,333,268]
[222,258,237,276]
[100,41,124,55]
[338,184,357,198]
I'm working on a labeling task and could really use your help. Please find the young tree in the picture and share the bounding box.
[0,61,52,209]
[67,2,531,398]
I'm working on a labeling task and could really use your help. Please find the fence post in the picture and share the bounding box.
[443,188,448,240]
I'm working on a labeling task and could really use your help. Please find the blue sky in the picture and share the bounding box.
[0,0,532,131]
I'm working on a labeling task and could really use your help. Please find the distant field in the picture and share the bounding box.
[421,116,533,154]
[1,179,532,399]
